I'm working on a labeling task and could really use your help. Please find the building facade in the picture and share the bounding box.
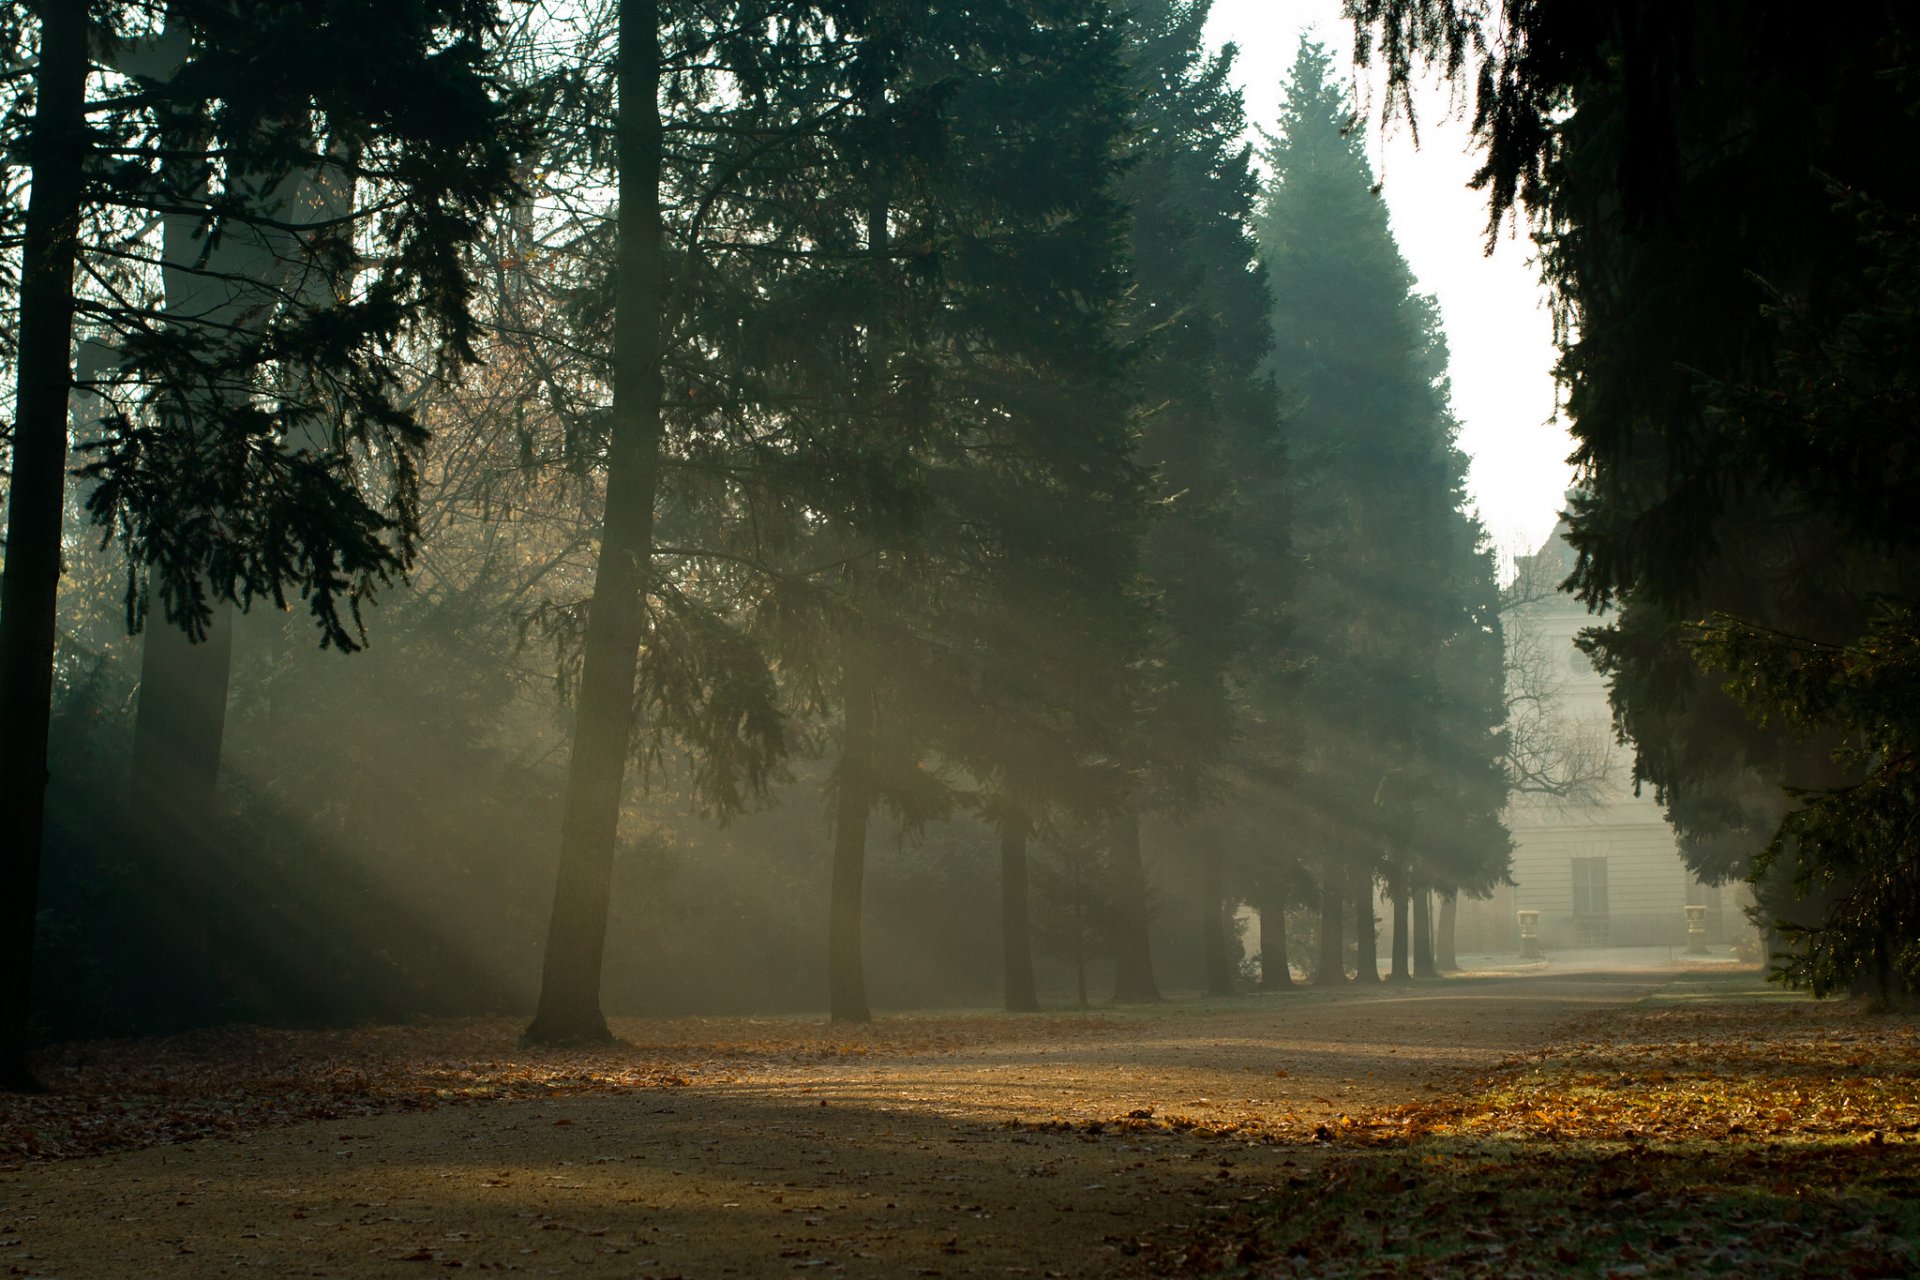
[1452,528,1751,956]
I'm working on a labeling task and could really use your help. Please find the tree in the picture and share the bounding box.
[0,0,524,1089]
[1104,0,1275,1004]
[1350,1,1920,993]
[511,0,1141,1036]
[1255,38,1507,987]
[1500,539,1614,806]
[811,0,1142,1023]
[519,0,848,1043]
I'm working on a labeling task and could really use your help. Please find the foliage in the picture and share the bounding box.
[1350,2,1920,993]
[1690,604,1920,996]
[1255,37,1509,921]
[1118,0,1271,818]
[30,0,530,647]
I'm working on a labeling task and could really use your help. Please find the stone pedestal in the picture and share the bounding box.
[1517,909,1542,960]
[1685,903,1709,955]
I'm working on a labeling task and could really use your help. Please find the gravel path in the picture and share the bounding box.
[1,970,1669,1278]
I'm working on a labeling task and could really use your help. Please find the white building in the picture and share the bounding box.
[1453,527,1750,955]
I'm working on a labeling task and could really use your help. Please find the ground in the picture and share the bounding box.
[2,962,1915,1278]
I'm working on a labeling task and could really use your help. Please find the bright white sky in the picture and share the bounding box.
[1203,0,1576,562]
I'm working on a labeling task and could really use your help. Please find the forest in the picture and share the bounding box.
[1,0,1519,1067]
[1,3,1918,1275]
[3,0,1918,1062]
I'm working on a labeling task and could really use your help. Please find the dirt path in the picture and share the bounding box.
[1,971,1668,1278]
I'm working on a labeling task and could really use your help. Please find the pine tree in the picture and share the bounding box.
[518,0,866,1043]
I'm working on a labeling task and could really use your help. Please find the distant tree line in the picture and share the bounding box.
[0,0,1511,1087]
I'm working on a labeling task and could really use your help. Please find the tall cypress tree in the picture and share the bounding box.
[518,0,874,1043]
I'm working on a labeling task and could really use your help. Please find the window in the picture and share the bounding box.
[1571,857,1610,946]
[1571,857,1610,916]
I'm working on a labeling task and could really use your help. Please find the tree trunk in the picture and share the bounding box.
[1200,842,1234,995]
[0,1,90,1091]
[525,0,665,1046]
[128,598,234,1026]
[1437,890,1459,971]
[1257,886,1292,988]
[1413,882,1438,978]
[825,80,897,1027]
[828,656,875,1024]
[1314,852,1344,985]
[1351,862,1379,984]
[1109,811,1162,1002]
[1000,819,1039,1013]
[1387,866,1410,982]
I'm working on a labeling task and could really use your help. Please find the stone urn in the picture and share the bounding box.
[1685,903,1709,955]
[1517,909,1542,960]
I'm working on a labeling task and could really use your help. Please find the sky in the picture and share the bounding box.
[1202,0,1577,563]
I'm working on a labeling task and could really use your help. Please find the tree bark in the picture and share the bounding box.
[1413,882,1438,978]
[1387,866,1410,982]
[525,0,665,1046]
[0,0,91,1091]
[1437,890,1459,971]
[1256,886,1292,988]
[1314,852,1344,985]
[1000,819,1039,1012]
[828,656,875,1024]
[1109,811,1162,1002]
[1201,842,1233,996]
[1351,862,1379,984]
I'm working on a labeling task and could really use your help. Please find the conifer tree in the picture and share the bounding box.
[1351,1,1920,993]
[1256,38,1505,986]
[811,0,1142,1023]
[518,0,872,1043]
[1103,0,1275,1003]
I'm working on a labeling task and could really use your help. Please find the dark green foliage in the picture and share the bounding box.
[1255,38,1509,944]
[67,0,528,647]
[1120,0,1267,816]
[1351,2,1920,990]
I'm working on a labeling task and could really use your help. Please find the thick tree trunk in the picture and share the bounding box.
[1257,886,1292,988]
[1387,867,1410,982]
[128,599,234,1026]
[0,2,90,1092]
[1000,820,1039,1013]
[828,657,875,1024]
[1351,862,1379,984]
[1109,811,1162,1003]
[1314,853,1344,985]
[1437,890,1459,971]
[1413,883,1438,978]
[525,0,665,1046]
[1201,843,1233,996]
